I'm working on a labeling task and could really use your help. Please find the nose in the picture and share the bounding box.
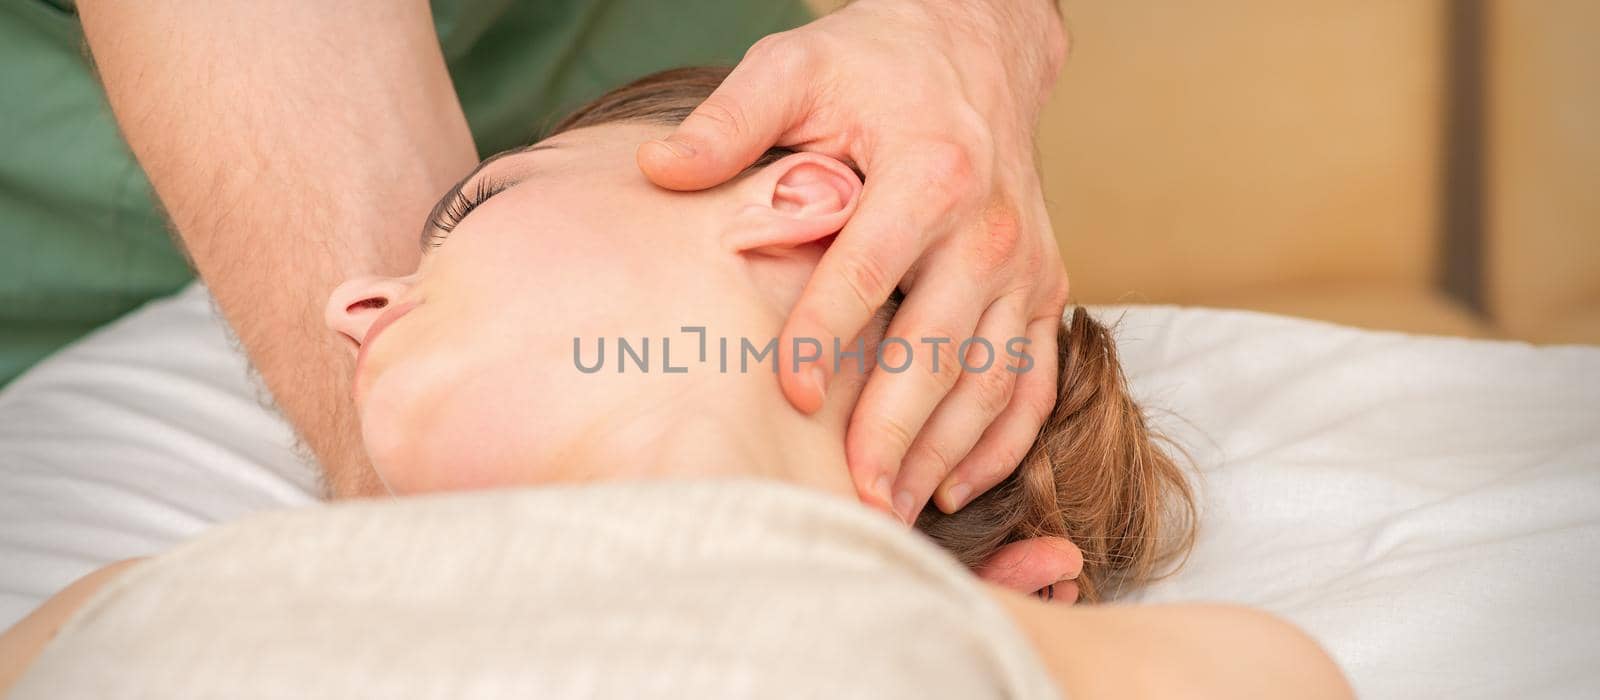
[324,276,412,350]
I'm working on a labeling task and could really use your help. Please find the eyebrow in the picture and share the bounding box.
[419,143,560,250]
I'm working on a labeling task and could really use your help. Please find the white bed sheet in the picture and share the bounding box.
[2,283,1597,698]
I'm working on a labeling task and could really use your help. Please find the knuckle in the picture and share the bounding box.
[745,32,813,77]
[867,413,918,456]
[905,439,959,479]
[1018,226,1050,280]
[971,205,1024,274]
[744,33,785,61]
[1044,274,1071,312]
[971,364,1017,418]
[997,430,1041,472]
[922,140,976,185]
[915,328,965,390]
[970,448,1024,486]
[1016,247,1044,283]
[1022,375,1058,424]
[691,96,752,139]
[837,254,895,315]
[953,107,997,163]
[919,141,979,210]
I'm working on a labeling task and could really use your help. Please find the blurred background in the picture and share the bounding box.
[821,0,1599,343]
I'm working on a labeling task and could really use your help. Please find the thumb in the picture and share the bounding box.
[637,59,806,192]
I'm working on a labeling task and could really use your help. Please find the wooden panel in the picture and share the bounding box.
[1485,0,1600,344]
[805,1,1478,335]
[1038,1,1445,305]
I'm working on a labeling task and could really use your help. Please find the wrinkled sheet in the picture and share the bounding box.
[2,283,1597,698]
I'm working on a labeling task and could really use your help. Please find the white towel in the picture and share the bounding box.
[14,479,1060,699]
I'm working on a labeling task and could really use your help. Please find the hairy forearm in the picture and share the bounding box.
[848,0,1067,126]
[928,0,1068,95]
[847,0,1067,68]
[79,1,477,496]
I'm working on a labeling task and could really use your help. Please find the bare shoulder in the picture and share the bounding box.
[0,558,146,693]
[986,584,1355,700]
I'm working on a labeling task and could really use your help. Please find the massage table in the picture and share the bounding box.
[2,283,1596,697]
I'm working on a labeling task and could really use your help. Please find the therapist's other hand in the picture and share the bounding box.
[638,0,1071,523]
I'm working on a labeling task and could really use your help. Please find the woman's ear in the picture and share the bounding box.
[723,152,861,252]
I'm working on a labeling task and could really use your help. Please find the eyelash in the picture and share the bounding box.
[425,177,508,248]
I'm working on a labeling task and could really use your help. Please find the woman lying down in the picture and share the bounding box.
[1,68,1351,698]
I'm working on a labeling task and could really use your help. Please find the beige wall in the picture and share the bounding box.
[800,1,1595,341]
[1038,2,1447,309]
[1486,0,1600,344]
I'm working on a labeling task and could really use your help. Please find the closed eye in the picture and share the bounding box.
[418,143,560,251]
[423,176,511,248]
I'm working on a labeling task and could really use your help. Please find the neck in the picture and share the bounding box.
[569,372,857,499]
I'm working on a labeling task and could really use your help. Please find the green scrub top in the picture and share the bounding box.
[0,0,813,386]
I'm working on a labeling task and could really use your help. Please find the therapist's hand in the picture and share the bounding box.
[639,0,1071,523]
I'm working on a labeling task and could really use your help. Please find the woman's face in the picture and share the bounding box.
[324,123,861,494]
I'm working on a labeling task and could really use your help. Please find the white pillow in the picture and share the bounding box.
[0,284,318,623]
[2,283,1597,698]
[1106,306,1600,698]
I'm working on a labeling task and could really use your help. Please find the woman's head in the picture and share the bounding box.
[325,68,1193,601]
[324,74,866,494]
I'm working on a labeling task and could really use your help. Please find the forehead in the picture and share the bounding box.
[438,123,678,240]
[495,123,673,175]
[426,122,670,243]
[474,124,673,212]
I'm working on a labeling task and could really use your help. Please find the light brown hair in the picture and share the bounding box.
[547,68,1196,602]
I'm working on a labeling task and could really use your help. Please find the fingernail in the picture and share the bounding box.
[892,490,917,524]
[655,138,696,159]
[944,482,973,512]
[872,475,893,508]
[807,365,828,403]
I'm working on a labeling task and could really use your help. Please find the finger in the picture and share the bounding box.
[890,291,1026,522]
[975,536,1083,599]
[845,253,991,518]
[777,146,973,419]
[934,307,1062,513]
[637,37,810,191]
[844,241,992,514]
